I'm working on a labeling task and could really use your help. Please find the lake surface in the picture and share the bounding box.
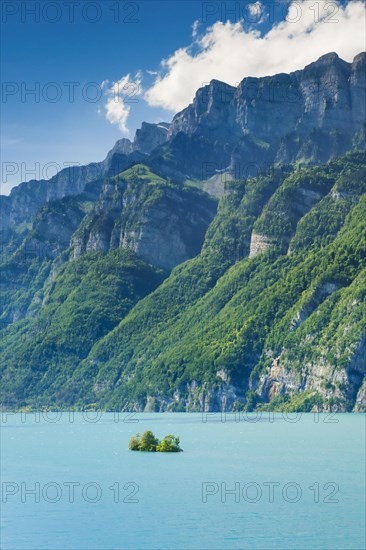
[1,412,365,550]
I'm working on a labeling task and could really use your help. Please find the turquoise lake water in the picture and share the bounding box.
[1,412,365,549]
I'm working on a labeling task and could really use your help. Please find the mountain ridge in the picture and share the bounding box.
[0,52,365,412]
[2,52,365,227]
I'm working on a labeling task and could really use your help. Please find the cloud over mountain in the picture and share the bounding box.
[105,72,143,133]
[145,0,366,111]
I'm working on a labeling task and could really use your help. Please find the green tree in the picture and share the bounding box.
[156,434,182,452]
[139,430,159,452]
[128,433,141,451]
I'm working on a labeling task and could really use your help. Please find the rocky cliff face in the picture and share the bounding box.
[3,53,365,233]
[71,165,217,270]
[133,122,170,154]
[164,52,366,178]
[110,122,170,157]
[171,52,366,140]
[256,333,366,412]
[0,163,216,327]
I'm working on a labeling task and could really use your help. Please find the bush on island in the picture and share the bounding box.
[129,430,182,452]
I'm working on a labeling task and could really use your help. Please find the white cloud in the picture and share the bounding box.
[144,0,366,112]
[247,1,263,19]
[192,19,200,37]
[104,73,143,133]
[246,1,267,24]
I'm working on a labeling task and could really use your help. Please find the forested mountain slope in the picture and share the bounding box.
[1,151,365,412]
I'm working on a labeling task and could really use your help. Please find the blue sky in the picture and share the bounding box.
[1,0,364,193]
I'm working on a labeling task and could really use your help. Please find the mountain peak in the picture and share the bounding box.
[208,78,235,88]
[315,51,340,63]
[303,51,351,73]
[107,138,133,157]
[353,51,366,65]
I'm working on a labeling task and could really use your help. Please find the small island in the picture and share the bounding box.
[129,430,183,452]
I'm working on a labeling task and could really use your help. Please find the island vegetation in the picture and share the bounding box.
[129,430,183,452]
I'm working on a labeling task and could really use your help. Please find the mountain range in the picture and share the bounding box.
[1,52,365,412]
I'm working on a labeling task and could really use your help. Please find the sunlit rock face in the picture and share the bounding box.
[165,52,366,179]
